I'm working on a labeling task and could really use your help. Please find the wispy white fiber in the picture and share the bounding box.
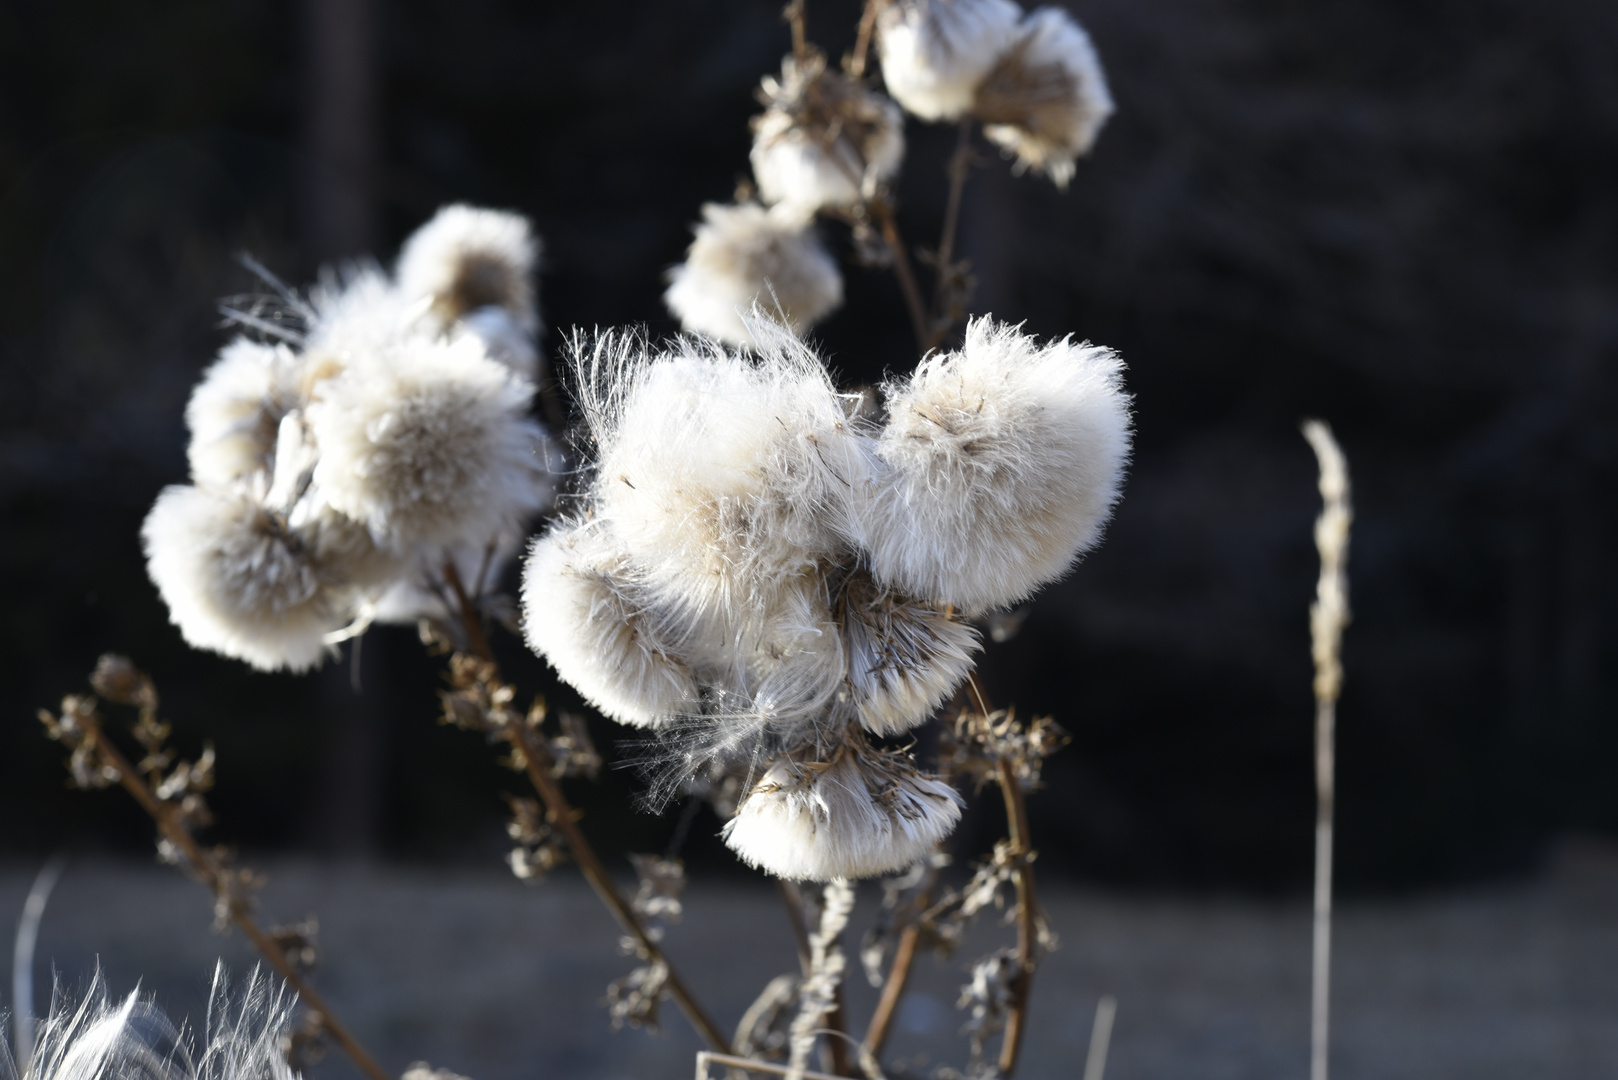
[975,6,1114,187]
[663,202,843,347]
[577,328,866,622]
[721,743,963,882]
[839,572,981,735]
[877,0,1024,122]
[141,484,381,672]
[185,340,304,490]
[751,55,905,214]
[395,203,540,334]
[1,966,298,1080]
[854,317,1131,612]
[521,516,701,728]
[307,334,552,552]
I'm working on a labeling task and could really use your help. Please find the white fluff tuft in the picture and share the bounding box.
[838,571,981,735]
[459,305,542,381]
[141,484,379,672]
[750,55,905,214]
[578,328,865,621]
[877,0,1024,122]
[721,744,963,881]
[521,516,701,728]
[395,203,540,333]
[663,202,843,347]
[3,967,299,1080]
[185,340,305,490]
[854,317,1131,612]
[975,6,1114,187]
[307,334,552,552]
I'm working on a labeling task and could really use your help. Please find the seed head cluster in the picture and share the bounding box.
[143,205,556,672]
[521,316,1130,880]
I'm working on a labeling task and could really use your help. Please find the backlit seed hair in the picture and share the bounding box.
[876,0,1023,122]
[750,53,906,214]
[663,202,843,347]
[854,317,1131,612]
[974,6,1114,187]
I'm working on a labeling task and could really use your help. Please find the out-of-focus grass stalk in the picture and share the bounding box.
[1302,420,1352,1080]
[1082,994,1117,1080]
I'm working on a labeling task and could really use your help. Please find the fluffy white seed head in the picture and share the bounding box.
[974,6,1114,187]
[521,516,701,728]
[877,0,1024,122]
[185,339,304,489]
[721,743,963,881]
[838,571,981,735]
[854,317,1131,613]
[142,483,387,672]
[307,334,553,552]
[577,328,866,622]
[5,966,299,1080]
[460,304,542,381]
[298,265,416,391]
[751,54,905,213]
[663,202,843,347]
[396,203,540,333]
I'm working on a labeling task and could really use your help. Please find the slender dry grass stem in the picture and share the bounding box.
[1302,419,1351,1080]
[11,855,65,1069]
[443,562,731,1055]
[70,709,389,1080]
[1082,995,1117,1080]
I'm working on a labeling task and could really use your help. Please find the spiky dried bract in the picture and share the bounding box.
[751,53,905,214]
[308,334,552,551]
[396,203,540,332]
[856,317,1131,612]
[141,485,377,672]
[185,340,304,489]
[2,966,298,1080]
[721,743,963,881]
[877,0,1024,122]
[663,202,842,347]
[580,329,865,621]
[521,517,700,727]
[838,570,981,735]
[974,6,1114,188]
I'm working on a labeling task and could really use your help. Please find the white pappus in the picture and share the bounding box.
[876,0,1024,122]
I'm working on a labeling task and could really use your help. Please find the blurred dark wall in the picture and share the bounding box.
[1,0,1613,891]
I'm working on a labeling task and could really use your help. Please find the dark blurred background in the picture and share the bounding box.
[3,0,1615,893]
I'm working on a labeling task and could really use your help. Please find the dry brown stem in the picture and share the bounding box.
[870,201,930,354]
[846,0,883,79]
[440,562,731,1054]
[923,119,979,352]
[41,679,389,1080]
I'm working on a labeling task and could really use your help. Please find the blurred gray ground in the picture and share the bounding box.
[3,848,1617,1080]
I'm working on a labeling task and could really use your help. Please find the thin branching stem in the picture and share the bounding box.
[861,920,921,1056]
[779,880,815,973]
[847,0,882,79]
[872,203,930,354]
[77,718,389,1080]
[785,0,809,63]
[966,670,1040,1078]
[441,561,732,1054]
[924,119,977,353]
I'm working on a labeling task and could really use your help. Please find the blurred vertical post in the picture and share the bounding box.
[1302,420,1351,1080]
[301,0,377,265]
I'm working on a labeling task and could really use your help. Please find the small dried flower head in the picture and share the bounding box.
[141,483,385,672]
[185,339,305,489]
[6,965,299,1080]
[876,0,1024,122]
[854,317,1131,613]
[395,203,541,334]
[750,53,906,214]
[577,327,866,621]
[307,334,553,552]
[721,742,963,881]
[520,516,701,728]
[663,202,843,347]
[837,570,981,735]
[974,6,1114,187]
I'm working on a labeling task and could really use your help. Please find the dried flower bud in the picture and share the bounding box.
[854,317,1131,613]
[663,202,843,347]
[90,654,155,708]
[974,6,1114,188]
[877,0,1023,122]
[751,53,905,213]
[721,742,963,881]
[396,203,541,334]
